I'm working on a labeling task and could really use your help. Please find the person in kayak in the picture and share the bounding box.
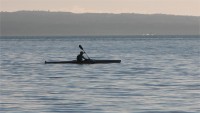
[77,51,86,62]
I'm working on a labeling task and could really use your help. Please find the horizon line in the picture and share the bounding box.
[1,34,200,37]
[1,10,199,17]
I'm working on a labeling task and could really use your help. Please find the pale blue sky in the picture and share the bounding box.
[1,0,199,16]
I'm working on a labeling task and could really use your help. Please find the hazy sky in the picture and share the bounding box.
[1,0,199,16]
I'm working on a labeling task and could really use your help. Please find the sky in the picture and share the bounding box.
[0,0,199,16]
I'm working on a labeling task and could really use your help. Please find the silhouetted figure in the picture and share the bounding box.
[77,51,86,62]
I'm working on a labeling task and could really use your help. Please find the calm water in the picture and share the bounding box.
[0,36,200,113]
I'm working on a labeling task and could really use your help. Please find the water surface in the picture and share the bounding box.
[0,35,200,113]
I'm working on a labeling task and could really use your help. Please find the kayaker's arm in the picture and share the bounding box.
[82,55,87,60]
[79,45,90,59]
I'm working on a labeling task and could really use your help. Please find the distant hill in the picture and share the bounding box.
[0,11,199,36]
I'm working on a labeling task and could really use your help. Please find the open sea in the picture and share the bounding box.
[0,35,200,113]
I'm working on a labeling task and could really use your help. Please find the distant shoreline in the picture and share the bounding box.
[1,11,199,36]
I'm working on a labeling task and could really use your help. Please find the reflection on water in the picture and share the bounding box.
[0,36,200,113]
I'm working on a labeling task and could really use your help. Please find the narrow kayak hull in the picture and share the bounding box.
[45,60,121,64]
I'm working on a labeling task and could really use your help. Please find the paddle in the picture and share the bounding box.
[79,45,90,59]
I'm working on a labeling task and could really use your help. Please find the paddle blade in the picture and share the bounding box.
[79,45,83,50]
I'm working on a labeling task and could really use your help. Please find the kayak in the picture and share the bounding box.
[45,60,121,64]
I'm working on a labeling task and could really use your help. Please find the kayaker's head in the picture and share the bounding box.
[80,51,84,55]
